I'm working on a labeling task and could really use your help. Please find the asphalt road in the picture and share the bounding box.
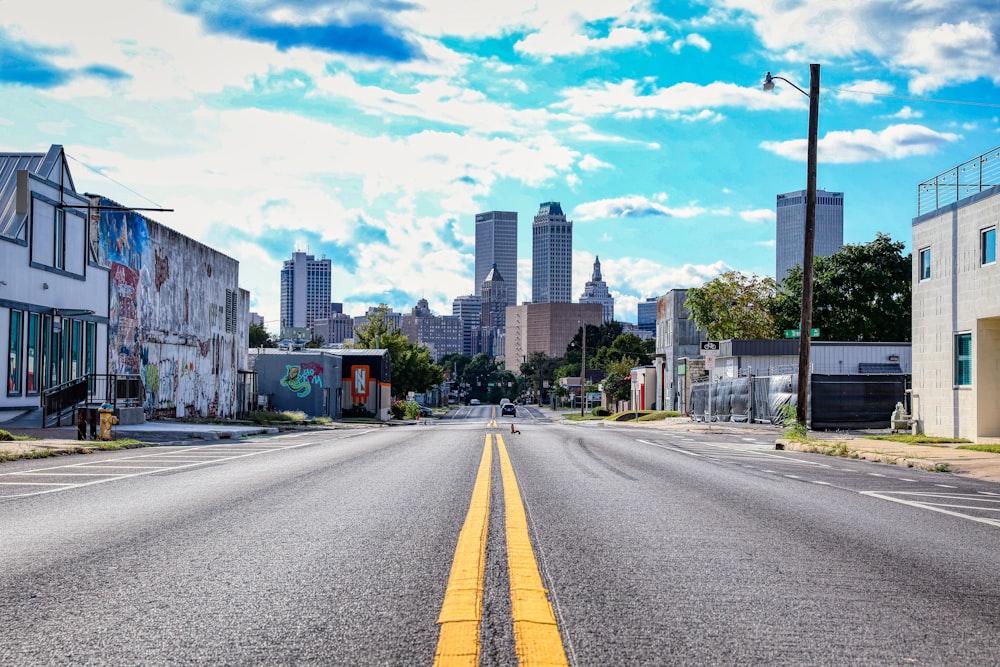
[1,407,998,665]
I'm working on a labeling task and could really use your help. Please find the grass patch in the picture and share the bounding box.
[564,413,605,421]
[867,434,969,446]
[957,444,1000,454]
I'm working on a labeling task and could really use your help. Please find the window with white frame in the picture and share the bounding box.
[954,332,972,387]
[918,247,931,281]
[981,226,996,265]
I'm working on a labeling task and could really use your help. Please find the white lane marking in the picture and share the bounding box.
[0,440,318,499]
[635,440,703,457]
[812,481,832,485]
[980,491,1000,497]
[868,473,887,478]
[784,474,801,479]
[900,478,917,482]
[935,484,958,488]
[0,482,75,487]
[862,491,1000,528]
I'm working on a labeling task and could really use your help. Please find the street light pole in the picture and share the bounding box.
[764,64,820,427]
[580,323,587,417]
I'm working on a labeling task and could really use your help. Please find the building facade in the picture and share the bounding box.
[911,147,1000,441]
[476,264,508,359]
[653,289,706,411]
[505,302,603,369]
[312,312,355,346]
[94,196,249,419]
[452,294,481,356]
[401,299,463,361]
[637,297,658,335]
[579,256,614,322]
[1,145,110,413]
[531,202,573,303]
[280,251,331,336]
[775,189,844,283]
[475,210,517,308]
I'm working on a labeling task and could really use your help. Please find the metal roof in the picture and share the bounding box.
[0,145,72,240]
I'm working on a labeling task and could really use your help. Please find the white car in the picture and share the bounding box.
[469,399,481,405]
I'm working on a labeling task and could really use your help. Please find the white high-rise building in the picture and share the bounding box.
[775,189,844,283]
[280,251,331,334]
[579,256,614,322]
[475,211,517,308]
[532,201,573,303]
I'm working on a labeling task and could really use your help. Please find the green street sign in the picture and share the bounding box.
[809,328,820,337]
[784,329,800,338]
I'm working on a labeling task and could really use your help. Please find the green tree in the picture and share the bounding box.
[248,322,275,348]
[603,357,637,405]
[686,271,779,340]
[305,335,324,349]
[519,351,561,403]
[773,232,911,342]
[594,332,652,368]
[352,304,444,398]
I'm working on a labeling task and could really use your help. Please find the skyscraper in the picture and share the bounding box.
[532,201,573,303]
[476,264,508,358]
[452,294,481,356]
[280,251,331,335]
[775,189,844,283]
[579,256,614,322]
[475,210,517,307]
[637,297,659,335]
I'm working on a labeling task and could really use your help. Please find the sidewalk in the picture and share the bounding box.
[559,411,1000,485]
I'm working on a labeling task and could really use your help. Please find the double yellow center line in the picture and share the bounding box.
[434,434,568,666]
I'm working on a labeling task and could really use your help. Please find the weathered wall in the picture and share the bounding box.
[95,198,248,418]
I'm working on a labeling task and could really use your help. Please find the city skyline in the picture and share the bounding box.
[2,2,999,330]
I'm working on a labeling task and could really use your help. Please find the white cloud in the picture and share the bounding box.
[573,194,707,221]
[760,124,961,164]
[555,79,803,120]
[834,79,894,104]
[740,209,774,224]
[720,2,1000,94]
[887,106,923,120]
[670,33,711,53]
[579,154,613,171]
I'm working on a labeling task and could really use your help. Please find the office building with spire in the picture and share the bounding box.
[476,263,508,359]
[579,255,614,322]
[775,189,844,283]
[532,201,573,304]
[475,210,517,307]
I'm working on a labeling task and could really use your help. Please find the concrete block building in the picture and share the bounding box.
[912,146,1000,441]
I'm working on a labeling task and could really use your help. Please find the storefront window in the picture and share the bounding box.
[8,310,22,395]
[26,312,39,394]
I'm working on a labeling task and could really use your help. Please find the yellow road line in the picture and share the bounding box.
[434,436,493,666]
[497,434,569,666]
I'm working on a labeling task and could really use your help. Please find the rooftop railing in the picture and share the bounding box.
[918,146,1000,216]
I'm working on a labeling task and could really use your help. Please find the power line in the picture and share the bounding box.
[66,153,167,209]
[827,87,1000,109]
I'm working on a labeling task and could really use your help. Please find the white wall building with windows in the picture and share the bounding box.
[280,251,331,336]
[1,145,109,414]
[911,147,1000,441]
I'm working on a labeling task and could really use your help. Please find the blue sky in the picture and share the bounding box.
[3,1,999,330]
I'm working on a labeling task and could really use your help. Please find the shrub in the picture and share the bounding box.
[389,400,407,420]
[343,404,375,419]
[591,406,611,417]
[0,429,12,441]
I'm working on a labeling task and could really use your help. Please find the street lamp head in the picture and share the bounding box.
[762,71,775,92]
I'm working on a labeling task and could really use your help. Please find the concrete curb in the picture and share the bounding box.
[776,438,949,473]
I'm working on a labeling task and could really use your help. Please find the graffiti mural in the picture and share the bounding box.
[98,198,246,418]
[280,362,324,398]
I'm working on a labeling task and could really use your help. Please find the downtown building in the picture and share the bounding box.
[280,251,331,337]
[505,302,603,369]
[475,210,517,308]
[476,264,508,359]
[401,299,463,362]
[452,294,481,357]
[532,202,573,303]
[579,256,614,323]
[775,189,844,283]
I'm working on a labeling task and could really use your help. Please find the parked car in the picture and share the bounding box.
[470,398,481,405]
[501,403,516,417]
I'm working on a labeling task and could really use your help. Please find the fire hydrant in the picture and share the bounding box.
[98,403,118,441]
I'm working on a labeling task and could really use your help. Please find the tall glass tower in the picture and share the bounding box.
[531,201,573,303]
[475,211,517,308]
[775,189,844,283]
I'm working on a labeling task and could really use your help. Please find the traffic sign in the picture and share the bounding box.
[784,328,820,339]
[700,341,721,357]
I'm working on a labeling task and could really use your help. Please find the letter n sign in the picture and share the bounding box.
[351,365,370,403]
